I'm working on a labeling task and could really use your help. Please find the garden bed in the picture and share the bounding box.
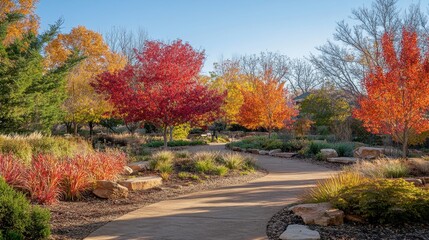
[267,205,429,240]
[48,170,266,240]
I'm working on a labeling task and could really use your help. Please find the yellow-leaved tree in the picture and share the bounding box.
[210,60,252,124]
[44,26,126,135]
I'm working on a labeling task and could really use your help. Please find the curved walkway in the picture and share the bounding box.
[85,144,337,240]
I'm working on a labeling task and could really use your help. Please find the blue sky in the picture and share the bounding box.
[36,0,424,74]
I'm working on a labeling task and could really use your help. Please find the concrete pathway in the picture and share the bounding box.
[85,144,337,240]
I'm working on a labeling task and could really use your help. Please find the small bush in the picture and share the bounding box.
[315,152,327,161]
[223,153,244,170]
[194,159,217,174]
[301,172,363,203]
[0,178,51,239]
[333,142,355,157]
[332,178,429,224]
[307,141,331,155]
[174,150,190,159]
[213,165,229,176]
[150,151,174,179]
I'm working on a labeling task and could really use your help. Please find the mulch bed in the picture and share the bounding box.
[267,205,429,240]
[46,170,266,240]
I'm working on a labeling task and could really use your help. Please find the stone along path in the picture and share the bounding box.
[85,144,337,240]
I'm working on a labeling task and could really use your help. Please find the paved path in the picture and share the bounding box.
[85,144,337,240]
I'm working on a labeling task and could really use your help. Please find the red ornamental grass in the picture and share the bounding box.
[0,154,26,188]
[88,151,127,181]
[25,154,63,205]
[61,155,91,201]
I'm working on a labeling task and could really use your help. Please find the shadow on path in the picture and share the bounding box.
[85,144,337,240]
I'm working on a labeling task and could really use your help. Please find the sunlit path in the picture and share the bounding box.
[85,144,337,240]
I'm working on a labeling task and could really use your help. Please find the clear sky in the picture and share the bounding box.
[36,0,424,74]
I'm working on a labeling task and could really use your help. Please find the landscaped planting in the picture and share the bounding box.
[0,150,127,204]
[0,178,51,240]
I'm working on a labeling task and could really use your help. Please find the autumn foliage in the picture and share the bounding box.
[95,40,225,146]
[238,78,297,137]
[354,29,429,157]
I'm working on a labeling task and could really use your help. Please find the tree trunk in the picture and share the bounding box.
[73,122,78,135]
[402,132,408,159]
[89,121,94,137]
[163,127,168,148]
[169,126,174,142]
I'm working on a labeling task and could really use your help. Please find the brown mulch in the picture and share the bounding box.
[267,205,429,240]
[46,170,266,240]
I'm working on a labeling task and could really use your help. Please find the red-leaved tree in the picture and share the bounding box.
[95,40,225,147]
[354,29,429,157]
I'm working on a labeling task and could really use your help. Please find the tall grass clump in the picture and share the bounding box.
[350,159,409,178]
[222,153,245,170]
[301,172,364,203]
[149,151,174,179]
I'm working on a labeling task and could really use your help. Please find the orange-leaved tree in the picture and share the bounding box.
[238,76,297,138]
[354,29,429,157]
[0,0,39,45]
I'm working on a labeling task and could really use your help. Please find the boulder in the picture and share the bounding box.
[123,166,134,175]
[246,148,260,154]
[353,147,385,159]
[258,150,270,155]
[289,202,344,226]
[272,152,297,158]
[327,157,357,164]
[279,224,320,240]
[93,180,128,199]
[127,161,150,172]
[269,149,282,155]
[320,149,338,158]
[118,176,162,191]
[404,178,424,187]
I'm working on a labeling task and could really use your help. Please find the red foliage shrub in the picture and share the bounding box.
[0,154,25,187]
[25,155,63,205]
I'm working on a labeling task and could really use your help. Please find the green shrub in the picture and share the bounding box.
[0,178,51,239]
[194,159,217,174]
[315,152,327,161]
[145,140,206,148]
[281,139,309,152]
[332,178,429,224]
[333,142,355,157]
[301,172,363,203]
[307,141,331,155]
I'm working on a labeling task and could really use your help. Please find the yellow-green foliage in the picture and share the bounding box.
[301,172,364,203]
[333,178,429,224]
[173,124,191,140]
[0,134,93,164]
